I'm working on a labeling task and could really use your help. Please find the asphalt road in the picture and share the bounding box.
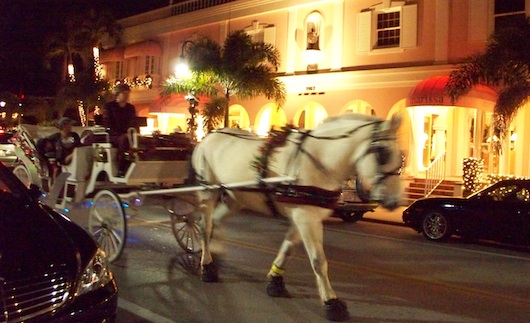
[74,198,530,323]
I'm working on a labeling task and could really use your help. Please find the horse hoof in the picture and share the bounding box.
[324,298,350,321]
[266,276,290,298]
[201,263,219,282]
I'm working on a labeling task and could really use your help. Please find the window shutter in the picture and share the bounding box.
[401,4,417,48]
[357,10,372,52]
[468,0,488,42]
[264,26,276,46]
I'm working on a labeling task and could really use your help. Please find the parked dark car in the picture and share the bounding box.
[0,162,117,322]
[334,178,378,222]
[403,179,530,245]
[0,131,17,168]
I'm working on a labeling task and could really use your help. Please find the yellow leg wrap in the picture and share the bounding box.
[271,264,285,276]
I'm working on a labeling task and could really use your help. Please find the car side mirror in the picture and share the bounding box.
[28,184,42,200]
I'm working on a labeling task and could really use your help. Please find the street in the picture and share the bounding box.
[76,198,530,323]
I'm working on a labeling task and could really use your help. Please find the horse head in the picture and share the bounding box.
[355,114,403,210]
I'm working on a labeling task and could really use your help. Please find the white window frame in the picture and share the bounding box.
[144,56,157,75]
[244,21,276,46]
[115,61,124,80]
[493,0,526,32]
[357,2,417,53]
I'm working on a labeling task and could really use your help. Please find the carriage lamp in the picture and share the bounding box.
[175,40,194,79]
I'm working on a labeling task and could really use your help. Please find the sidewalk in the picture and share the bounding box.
[361,205,407,225]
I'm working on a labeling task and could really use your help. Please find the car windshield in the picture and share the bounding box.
[0,164,30,202]
[469,182,530,202]
[0,132,13,144]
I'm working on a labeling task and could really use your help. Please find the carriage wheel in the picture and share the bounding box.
[13,164,32,188]
[167,198,202,254]
[88,189,127,262]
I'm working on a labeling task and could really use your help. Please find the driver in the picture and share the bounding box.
[103,84,138,176]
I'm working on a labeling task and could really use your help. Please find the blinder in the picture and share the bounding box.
[368,141,391,165]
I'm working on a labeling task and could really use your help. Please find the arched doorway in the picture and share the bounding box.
[255,103,287,136]
[388,99,412,175]
[340,99,374,115]
[406,75,496,178]
[228,104,250,130]
[294,102,327,129]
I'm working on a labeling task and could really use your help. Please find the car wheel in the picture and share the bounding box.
[422,210,452,242]
[338,211,364,223]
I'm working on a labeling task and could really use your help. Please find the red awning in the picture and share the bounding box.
[406,75,497,107]
[100,47,125,63]
[124,40,162,59]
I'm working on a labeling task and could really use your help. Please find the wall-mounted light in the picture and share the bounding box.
[303,49,322,66]
[174,40,194,78]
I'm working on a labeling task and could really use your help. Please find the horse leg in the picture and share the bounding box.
[199,191,240,282]
[292,211,350,322]
[198,191,219,282]
[266,224,301,297]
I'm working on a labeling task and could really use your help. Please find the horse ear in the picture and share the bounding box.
[390,114,402,132]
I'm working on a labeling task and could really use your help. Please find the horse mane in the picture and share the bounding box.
[213,128,259,138]
[312,113,382,135]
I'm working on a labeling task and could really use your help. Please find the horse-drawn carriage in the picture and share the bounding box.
[11,123,199,262]
[11,114,403,321]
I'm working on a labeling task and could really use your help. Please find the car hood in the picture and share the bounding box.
[412,196,466,205]
[0,200,86,281]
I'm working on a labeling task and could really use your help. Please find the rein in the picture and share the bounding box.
[199,119,401,211]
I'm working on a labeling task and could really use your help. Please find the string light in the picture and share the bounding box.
[463,157,484,193]
[93,47,103,81]
[112,76,153,90]
[77,100,87,127]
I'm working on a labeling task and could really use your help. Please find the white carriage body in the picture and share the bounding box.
[13,124,191,207]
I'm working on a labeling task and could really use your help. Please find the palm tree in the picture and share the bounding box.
[162,30,286,129]
[45,8,121,120]
[446,17,530,152]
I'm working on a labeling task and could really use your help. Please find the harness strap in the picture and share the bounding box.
[236,184,341,209]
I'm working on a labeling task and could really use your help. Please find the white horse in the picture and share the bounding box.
[191,113,403,321]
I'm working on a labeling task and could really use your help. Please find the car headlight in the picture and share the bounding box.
[75,248,113,296]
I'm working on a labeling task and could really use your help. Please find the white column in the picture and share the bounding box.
[285,8,298,75]
[515,104,530,176]
[330,0,344,71]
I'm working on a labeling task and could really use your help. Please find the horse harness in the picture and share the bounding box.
[197,121,401,215]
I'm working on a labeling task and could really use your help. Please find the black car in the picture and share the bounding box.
[0,162,118,322]
[403,179,530,244]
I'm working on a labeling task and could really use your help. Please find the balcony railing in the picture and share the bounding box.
[171,0,237,16]
[424,151,446,197]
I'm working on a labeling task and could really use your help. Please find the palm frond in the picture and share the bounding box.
[446,18,530,147]
[202,97,226,132]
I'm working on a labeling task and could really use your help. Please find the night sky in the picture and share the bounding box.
[0,0,169,97]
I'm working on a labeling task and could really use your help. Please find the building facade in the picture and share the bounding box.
[99,0,530,181]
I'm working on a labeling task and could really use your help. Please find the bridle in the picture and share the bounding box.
[290,121,402,190]
[354,122,403,202]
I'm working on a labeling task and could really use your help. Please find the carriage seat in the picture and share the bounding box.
[61,146,94,182]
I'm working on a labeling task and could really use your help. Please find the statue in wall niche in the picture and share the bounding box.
[306,22,320,50]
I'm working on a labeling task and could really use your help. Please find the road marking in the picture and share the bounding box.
[118,298,176,323]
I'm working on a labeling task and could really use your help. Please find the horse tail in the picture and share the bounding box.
[191,138,216,184]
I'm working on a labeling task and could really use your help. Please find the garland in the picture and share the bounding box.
[251,126,294,178]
